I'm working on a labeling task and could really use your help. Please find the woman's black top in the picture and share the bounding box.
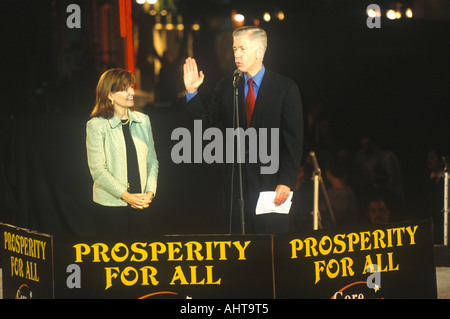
[121,120,141,193]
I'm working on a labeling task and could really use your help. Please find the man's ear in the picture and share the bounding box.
[257,47,264,60]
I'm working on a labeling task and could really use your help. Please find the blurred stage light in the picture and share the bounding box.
[406,8,413,18]
[136,0,146,4]
[192,23,200,31]
[234,14,245,23]
[277,11,285,21]
[387,9,396,20]
[367,8,376,17]
[147,0,158,4]
[366,7,381,18]
[263,12,271,22]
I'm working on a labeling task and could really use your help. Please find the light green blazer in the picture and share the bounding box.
[86,110,159,206]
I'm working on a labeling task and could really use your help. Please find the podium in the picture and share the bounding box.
[0,219,437,299]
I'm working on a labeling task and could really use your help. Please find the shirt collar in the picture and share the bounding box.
[108,110,142,128]
[244,64,265,87]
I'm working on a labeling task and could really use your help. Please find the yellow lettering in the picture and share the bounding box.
[25,260,39,282]
[393,227,405,246]
[130,242,148,262]
[73,243,91,262]
[372,229,386,249]
[375,253,388,271]
[341,257,354,278]
[319,236,332,256]
[326,259,340,279]
[167,242,183,261]
[304,237,318,257]
[363,254,375,274]
[332,234,346,254]
[363,252,399,273]
[346,233,359,252]
[148,242,166,261]
[206,266,221,285]
[387,252,399,271]
[205,242,214,260]
[185,241,204,261]
[406,225,418,245]
[92,243,110,262]
[214,241,231,260]
[141,266,159,286]
[111,243,129,262]
[360,231,371,250]
[40,241,46,260]
[10,256,24,278]
[233,241,251,260]
[290,239,303,259]
[386,229,394,247]
[170,266,188,285]
[314,260,326,284]
[189,266,205,285]
[121,266,139,286]
[105,267,120,290]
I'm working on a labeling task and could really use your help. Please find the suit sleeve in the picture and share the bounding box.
[185,81,224,128]
[278,82,303,189]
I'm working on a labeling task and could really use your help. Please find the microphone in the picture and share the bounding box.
[233,69,243,88]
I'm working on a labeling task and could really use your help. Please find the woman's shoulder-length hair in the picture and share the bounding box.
[90,68,135,119]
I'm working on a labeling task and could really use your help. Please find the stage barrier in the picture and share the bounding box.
[0,219,437,299]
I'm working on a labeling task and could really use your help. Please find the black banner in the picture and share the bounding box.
[53,235,274,299]
[273,219,437,299]
[0,222,54,299]
[1,219,437,299]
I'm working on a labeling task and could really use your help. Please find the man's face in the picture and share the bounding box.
[367,200,391,224]
[233,34,263,77]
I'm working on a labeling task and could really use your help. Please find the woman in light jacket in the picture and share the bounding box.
[86,68,158,236]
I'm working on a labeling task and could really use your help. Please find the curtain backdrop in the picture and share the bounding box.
[0,110,225,237]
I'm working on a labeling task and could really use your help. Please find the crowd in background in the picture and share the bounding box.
[290,101,448,245]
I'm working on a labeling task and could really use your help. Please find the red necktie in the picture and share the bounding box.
[245,78,255,127]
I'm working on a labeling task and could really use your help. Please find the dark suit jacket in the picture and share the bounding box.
[186,68,303,214]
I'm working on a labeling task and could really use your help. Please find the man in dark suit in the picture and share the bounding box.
[183,26,303,234]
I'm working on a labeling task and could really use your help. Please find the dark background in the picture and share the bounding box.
[1,0,449,237]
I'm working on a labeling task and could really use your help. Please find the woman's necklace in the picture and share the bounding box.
[122,118,130,125]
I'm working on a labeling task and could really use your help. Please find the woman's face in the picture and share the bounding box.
[109,86,135,111]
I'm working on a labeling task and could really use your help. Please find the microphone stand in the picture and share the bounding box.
[310,151,336,230]
[230,71,245,235]
[443,157,449,246]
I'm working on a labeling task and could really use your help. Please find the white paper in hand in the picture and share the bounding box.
[255,191,293,215]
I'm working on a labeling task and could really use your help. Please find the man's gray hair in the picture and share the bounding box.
[233,26,267,54]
